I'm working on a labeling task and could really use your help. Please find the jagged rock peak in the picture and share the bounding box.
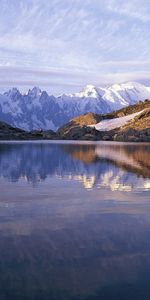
[28,87,42,97]
[4,87,21,97]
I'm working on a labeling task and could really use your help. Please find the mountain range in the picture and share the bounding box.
[0,82,150,131]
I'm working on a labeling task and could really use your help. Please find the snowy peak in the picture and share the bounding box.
[60,85,101,99]
[80,85,100,98]
[74,84,106,99]
[109,82,150,99]
[111,82,145,91]
[102,81,150,108]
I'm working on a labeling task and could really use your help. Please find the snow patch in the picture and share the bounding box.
[89,110,144,131]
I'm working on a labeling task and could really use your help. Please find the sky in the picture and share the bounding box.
[0,0,150,94]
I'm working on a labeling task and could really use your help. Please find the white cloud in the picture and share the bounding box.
[107,0,150,22]
[0,0,149,92]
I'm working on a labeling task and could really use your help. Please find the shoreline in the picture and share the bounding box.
[0,139,150,145]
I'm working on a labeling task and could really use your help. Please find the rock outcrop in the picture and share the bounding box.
[0,121,57,140]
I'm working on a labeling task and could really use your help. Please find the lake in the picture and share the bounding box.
[0,141,150,300]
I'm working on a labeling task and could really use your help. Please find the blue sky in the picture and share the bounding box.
[0,0,150,94]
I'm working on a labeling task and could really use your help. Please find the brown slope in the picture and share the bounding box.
[57,100,150,141]
[113,107,150,142]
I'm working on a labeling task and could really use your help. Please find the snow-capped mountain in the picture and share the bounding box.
[0,82,150,131]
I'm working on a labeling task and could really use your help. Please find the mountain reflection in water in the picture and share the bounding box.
[0,141,150,300]
[0,141,149,191]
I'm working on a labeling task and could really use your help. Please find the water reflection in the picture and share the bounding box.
[0,142,150,191]
[0,141,150,300]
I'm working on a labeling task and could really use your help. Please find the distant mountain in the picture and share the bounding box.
[0,82,150,131]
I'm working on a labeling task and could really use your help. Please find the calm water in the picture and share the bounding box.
[0,141,150,300]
